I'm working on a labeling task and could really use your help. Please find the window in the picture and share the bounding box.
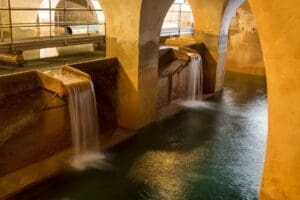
[161,0,194,37]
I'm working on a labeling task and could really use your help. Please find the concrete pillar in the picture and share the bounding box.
[247,0,300,199]
[139,0,173,126]
[99,0,173,129]
[99,0,142,129]
[216,0,245,91]
[98,0,231,127]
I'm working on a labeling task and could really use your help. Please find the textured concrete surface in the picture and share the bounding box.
[157,48,190,109]
[247,0,300,199]
[0,71,70,178]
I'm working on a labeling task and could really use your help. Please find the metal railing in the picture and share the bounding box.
[0,0,106,51]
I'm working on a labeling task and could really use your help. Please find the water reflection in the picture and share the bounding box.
[14,72,267,200]
[128,147,208,200]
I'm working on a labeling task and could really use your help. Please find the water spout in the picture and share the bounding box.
[187,54,203,101]
[67,80,103,170]
[47,69,103,170]
[67,81,99,154]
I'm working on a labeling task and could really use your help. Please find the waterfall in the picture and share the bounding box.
[47,69,104,170]
[67,80,99,154]
[66,79,104,170]
[187,54,203,101]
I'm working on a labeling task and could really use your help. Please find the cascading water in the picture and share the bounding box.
[66,80,104,170]
[48,70,104,170]
[187,54,203,101]
[67,81,99,155]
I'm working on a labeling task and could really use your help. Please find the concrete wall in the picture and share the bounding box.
[69,58,119,132]
[0,71,70,176]
[0,58,119,178]
[157,48,190,109]
[246,0,300,199]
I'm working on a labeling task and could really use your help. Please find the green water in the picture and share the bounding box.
[15,72,267,200]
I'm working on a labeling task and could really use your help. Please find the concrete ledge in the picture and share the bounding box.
[165,37,198,47]
[225,66,266,76]
[36,71,65,97]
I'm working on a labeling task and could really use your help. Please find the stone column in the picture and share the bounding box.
[99,0,174,129]
[99,0,142,129]
[248,0,300,199]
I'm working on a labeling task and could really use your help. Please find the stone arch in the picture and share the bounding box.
[216,0,245,90]
[160,0,195,36]
[224,1,265,75]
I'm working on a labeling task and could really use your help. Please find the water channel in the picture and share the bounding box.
[13,71,267,200]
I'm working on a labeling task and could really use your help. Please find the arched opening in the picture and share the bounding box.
[156,0,217,112]
[160,0,194,37]
[217,0,265,83]
[225,1,265,75]
[159,0,196,46]
[217,0,268,196]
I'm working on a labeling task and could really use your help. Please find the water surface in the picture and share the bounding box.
[15,72,267,200]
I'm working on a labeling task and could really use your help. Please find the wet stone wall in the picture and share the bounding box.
[69,58,119,132]
[0,71,70,176]
[157,48,189,109]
